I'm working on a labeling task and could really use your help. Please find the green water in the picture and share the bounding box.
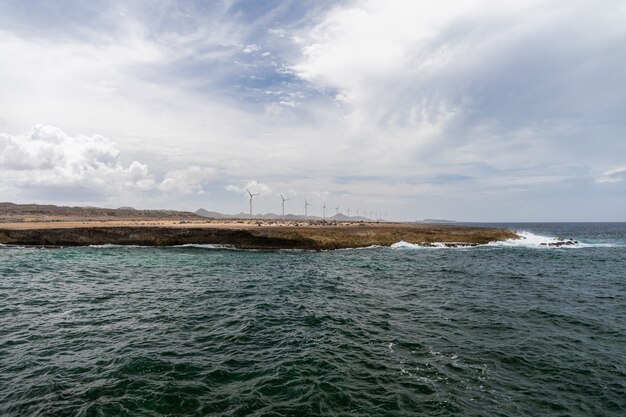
[1,224,625,416]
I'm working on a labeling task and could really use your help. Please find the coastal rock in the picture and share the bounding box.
[540,238,579,247]
[0,223,518,250]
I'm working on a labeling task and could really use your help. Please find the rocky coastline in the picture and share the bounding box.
[0,203,519,250]
[0,223,518,250]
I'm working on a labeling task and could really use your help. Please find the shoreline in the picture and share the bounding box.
[0,221,518,250]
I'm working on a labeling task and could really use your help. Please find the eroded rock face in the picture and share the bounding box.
[0,224,518,250]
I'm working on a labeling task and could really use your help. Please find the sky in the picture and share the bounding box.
[0,0,625,221]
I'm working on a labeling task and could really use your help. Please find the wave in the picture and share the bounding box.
[487,231,622,249]
[87,243,237,250]
[173,243,237,250]
[88,244,146,248]
[390,241,450,250]
[335,245,383,251]
[392,231,624,250]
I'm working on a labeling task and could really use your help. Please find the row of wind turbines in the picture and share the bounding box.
[245,188,387,221]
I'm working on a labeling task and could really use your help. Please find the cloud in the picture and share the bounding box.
[226,180,272,196]
[291,0,626,150]
[0,2,624,219]
[159,166,216,194]
[242,44,261,54]
[596,166,626,183]
[0,125,219,202]
[0,125,155,196]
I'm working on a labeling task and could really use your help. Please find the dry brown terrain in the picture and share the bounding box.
[0,202,201,223]
[0,203,518,249]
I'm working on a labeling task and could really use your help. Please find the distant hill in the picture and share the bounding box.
[195,208,377,222]
[0,202,391,224]
[0,202,201,222]
[195,208,320,220]
[416,219,457,224]
[329,213,374,221]
[195,208,231,219]
[0,202,389,224]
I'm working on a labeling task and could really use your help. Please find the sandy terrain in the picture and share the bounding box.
[0,219,373,230]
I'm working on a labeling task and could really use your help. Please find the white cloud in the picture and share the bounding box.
[0,125,155,197]
[596,166,626,183]
[159,166,216,194]
[226,180,272,196]
[242,43,260,54]
[291,0,484,129]
[0,21,263,155]
[291,0,626,142]
[0,2,624,219]
[0,125,220,202]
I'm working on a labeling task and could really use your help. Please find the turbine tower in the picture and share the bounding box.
[304,198,311,217]
[245,188,260,217]
[347,207,351,217]
[334,206,339,216]
[280,194,290,219]
[356,208,359,217]
[322,202,327,219]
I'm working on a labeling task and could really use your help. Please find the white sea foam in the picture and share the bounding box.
[88,244,145,248]
[336,245,382,251]
[486,231,622,249]
[392,231,622,250]
[390,241,448,250]
[485,231,566,248]
[87,243,240,250]
[0,244,29,249]
[173,243,236,250]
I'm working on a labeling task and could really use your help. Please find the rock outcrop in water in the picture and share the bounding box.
[540,237,579,247]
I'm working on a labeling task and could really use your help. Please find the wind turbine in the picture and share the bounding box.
[334,206,339,216]
[322,202,327,219]
[347,207,351,217]
[280,194,290,219]
[245,188,260,218]
[356,208,359,217]
[304,198,311,217]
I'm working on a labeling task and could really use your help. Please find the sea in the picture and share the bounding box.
[1,223,624,416]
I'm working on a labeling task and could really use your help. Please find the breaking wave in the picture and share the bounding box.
[390,241,450,249]
[173,243,237,250]
[87,244,236,250]
[88,244,146,248]
[392,231,624,250]
[487,231,623,248]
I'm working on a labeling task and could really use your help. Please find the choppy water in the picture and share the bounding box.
[1,223,625,416]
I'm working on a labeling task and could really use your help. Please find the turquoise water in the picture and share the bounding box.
[1,223,625,416]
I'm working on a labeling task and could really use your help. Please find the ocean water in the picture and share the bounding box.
[0,223,624,416]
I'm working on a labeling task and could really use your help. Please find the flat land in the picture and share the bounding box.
[0,203,518,249]
[0,219,517,250]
